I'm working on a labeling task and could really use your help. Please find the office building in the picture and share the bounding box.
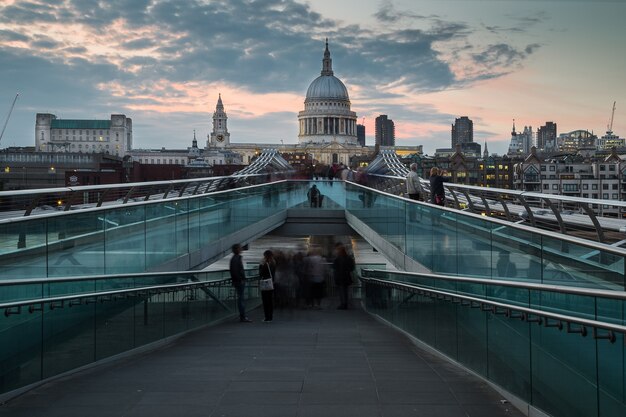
[357,124,365,147]
[375,115,395,147]
[537,122,557,151]
[451,116,473,147]
[35,113,132,157]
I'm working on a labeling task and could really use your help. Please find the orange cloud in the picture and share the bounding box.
[100,80,303,118]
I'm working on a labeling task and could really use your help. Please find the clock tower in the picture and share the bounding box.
[208,94,230,148]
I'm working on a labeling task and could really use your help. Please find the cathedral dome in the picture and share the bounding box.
[306,75,349,101]
[298,40,358,146]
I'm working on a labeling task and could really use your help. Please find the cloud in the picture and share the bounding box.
[0,29,29,42]
[373,0,434,23]
[123,38,156,50]
[0,0,545,153]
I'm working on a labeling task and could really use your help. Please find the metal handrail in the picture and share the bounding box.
[0,179,295,225]
[0,275,263,313]
[368,173,626,243]
[360,276,626,340]
[362,269,626,299]
[0,280,226,311]
[0,173,267,199]
[0,268,256,286]
[346,181,626,257]
[367,172,626,208]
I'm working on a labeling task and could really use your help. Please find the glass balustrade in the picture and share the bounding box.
[0,271,261,395]
[344,183,625,290]
[361,270,626,417]
[1,181,624,290]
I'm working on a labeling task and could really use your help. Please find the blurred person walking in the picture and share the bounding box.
[305,248,326,309]
[333,243,355,310]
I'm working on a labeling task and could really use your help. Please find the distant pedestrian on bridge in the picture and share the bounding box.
[230,244,251,323]
[406,163,423,202]
[429,167,447,206]
[307,184,322,208]
[407,163,423,222]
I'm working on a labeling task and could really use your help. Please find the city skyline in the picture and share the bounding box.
[0,0,624,156]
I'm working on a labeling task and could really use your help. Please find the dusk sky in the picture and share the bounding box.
[0,0,624,155]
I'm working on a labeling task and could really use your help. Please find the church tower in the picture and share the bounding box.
[207,94,230,149]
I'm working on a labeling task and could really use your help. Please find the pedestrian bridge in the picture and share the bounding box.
[1,180,625,417]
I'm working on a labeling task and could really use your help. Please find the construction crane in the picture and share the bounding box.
[0,93,19,145]
[607,101,616,133]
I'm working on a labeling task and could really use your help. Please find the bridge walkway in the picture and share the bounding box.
[0,299,522,417]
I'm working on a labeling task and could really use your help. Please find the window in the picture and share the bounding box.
[612,184,618,190]
[543,184,549,190]
[583,193,588,198]
[541,166,546,171]
[603,193,609,199]
[592,184,598,190]
[583,184,588,190]
[600,165,606,171]
[603,184,609,190]
[549,166,555,172]
[552,184,559,190]
[609,165,616,171]
[613,193,618,199]
[593,194,598,199]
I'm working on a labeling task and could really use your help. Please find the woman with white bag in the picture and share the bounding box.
[259,250,277,322]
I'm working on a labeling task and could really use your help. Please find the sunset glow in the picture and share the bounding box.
[0,0,623,154]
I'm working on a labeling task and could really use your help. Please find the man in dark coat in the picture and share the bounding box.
[230,243,251,322]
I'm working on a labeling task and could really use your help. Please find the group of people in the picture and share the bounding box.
[406,164,447,207]
[229,242,356,323]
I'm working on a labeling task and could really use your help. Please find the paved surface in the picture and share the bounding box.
[0,300,524,417]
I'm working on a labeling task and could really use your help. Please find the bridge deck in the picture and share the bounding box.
[0,301,524,417]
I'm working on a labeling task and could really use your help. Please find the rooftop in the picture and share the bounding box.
[51,120,111,129]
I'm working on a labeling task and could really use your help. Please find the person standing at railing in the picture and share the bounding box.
[406,163,423,201]
[429,167,447,206]
[259,250,277,322]
[229,244,252,323]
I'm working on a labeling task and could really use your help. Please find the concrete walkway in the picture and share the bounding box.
[0,300,524,417]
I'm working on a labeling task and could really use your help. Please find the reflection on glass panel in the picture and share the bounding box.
[492,225,542,283]
[47,212,105,278]
[104,205,146,275]
[187,198,201,252]
[0,218,47,279]
[487,315,531,402]
[0,310,42,393]
[95,298,135,360]
[530,324,598,417]
[42,302,96,379]
[542,235,623,289]
[175,199,189,258]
